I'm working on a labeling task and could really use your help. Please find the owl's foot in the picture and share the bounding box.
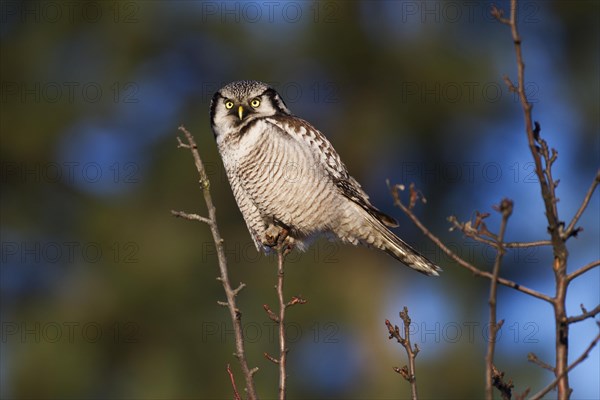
[263,224,294,255]
[263,224,289,247]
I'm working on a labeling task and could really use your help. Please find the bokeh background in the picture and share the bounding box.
[1,0,599,398]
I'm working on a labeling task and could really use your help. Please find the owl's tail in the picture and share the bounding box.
[365,212,442,276]
[380,226,441,276]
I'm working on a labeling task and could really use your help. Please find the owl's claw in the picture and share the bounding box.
[262,224,295,257]
[263,224,289,247]
[281,241,294,256]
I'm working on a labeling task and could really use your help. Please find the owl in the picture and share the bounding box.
[210,80,440,276]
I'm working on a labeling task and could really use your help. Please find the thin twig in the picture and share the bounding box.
[264,352,279,365]
[287,296,308,308]
[226,364,242,400]
[174,126,258,399]
[486,199,513,400]
[448,216,551,249]
[170,210,212,225]
[563,170,600,239]
[262,237,304,399]
[391,186,553,303]
[529,331,600,400]
[386,306,419,400]
[516,388,531,400]
[502,240,550,249]
[567,260,600,282]
[567,304,600,324]
[527,353,554,372]
[276,246,288,400]
[491,365,514,400]
[263,304,279,323]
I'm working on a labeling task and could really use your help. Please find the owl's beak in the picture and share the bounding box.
[238,106,244,120]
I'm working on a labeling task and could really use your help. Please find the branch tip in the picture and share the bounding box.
[527,352,554,372]
[232,282,246,296]
[263,304,280,323]
[264,352,280,364]
[387,307,419,398]
[286,296,308,308]
[226,364,242,400]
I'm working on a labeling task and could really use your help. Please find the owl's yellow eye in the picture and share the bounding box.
[250,98,261,108]
[224,100,234,109]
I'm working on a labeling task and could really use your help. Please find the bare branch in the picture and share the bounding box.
[491,365,514,400]
[175,129,209,188]
[448,216,551,249]
[264,352,280,365]
[563,170,600,239]
[568,260,600,282]
[386,306,419,400]
[286,296,308,308]
[263,304,279,323]
[262,230,303,399]
[529,331,600,400]
[276,246,288,400]
[170,210,212,225]
[490,6,511,25]
[503,240,551,249]
[567,304,600,324]
[232,282,246,296]
[493,0,574,394]
[391,186,553,303]
[493,0,565,247]
[226,364,242,400]
[515,388,531,400]
[174,126,258,399]
[527,353,554,372]
[486,199,513,400]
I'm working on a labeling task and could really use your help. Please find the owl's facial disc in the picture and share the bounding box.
[211,81,293,141]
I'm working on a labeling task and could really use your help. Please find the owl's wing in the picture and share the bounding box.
[222,161,266,251]
[265,115,399,228]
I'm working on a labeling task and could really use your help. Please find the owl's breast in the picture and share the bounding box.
[235,121,342,236]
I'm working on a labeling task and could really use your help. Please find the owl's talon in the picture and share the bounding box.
[263,224,288,247]
[277,227,290,245]
[282,242,294,256]
[262,224,293,252]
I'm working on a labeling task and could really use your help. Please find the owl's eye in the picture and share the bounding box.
[250,98,261,108]
[224,100,234,109]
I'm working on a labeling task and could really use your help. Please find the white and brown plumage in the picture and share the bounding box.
[210,80,441,276]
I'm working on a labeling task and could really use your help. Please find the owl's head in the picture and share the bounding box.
[210,80,291,141]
